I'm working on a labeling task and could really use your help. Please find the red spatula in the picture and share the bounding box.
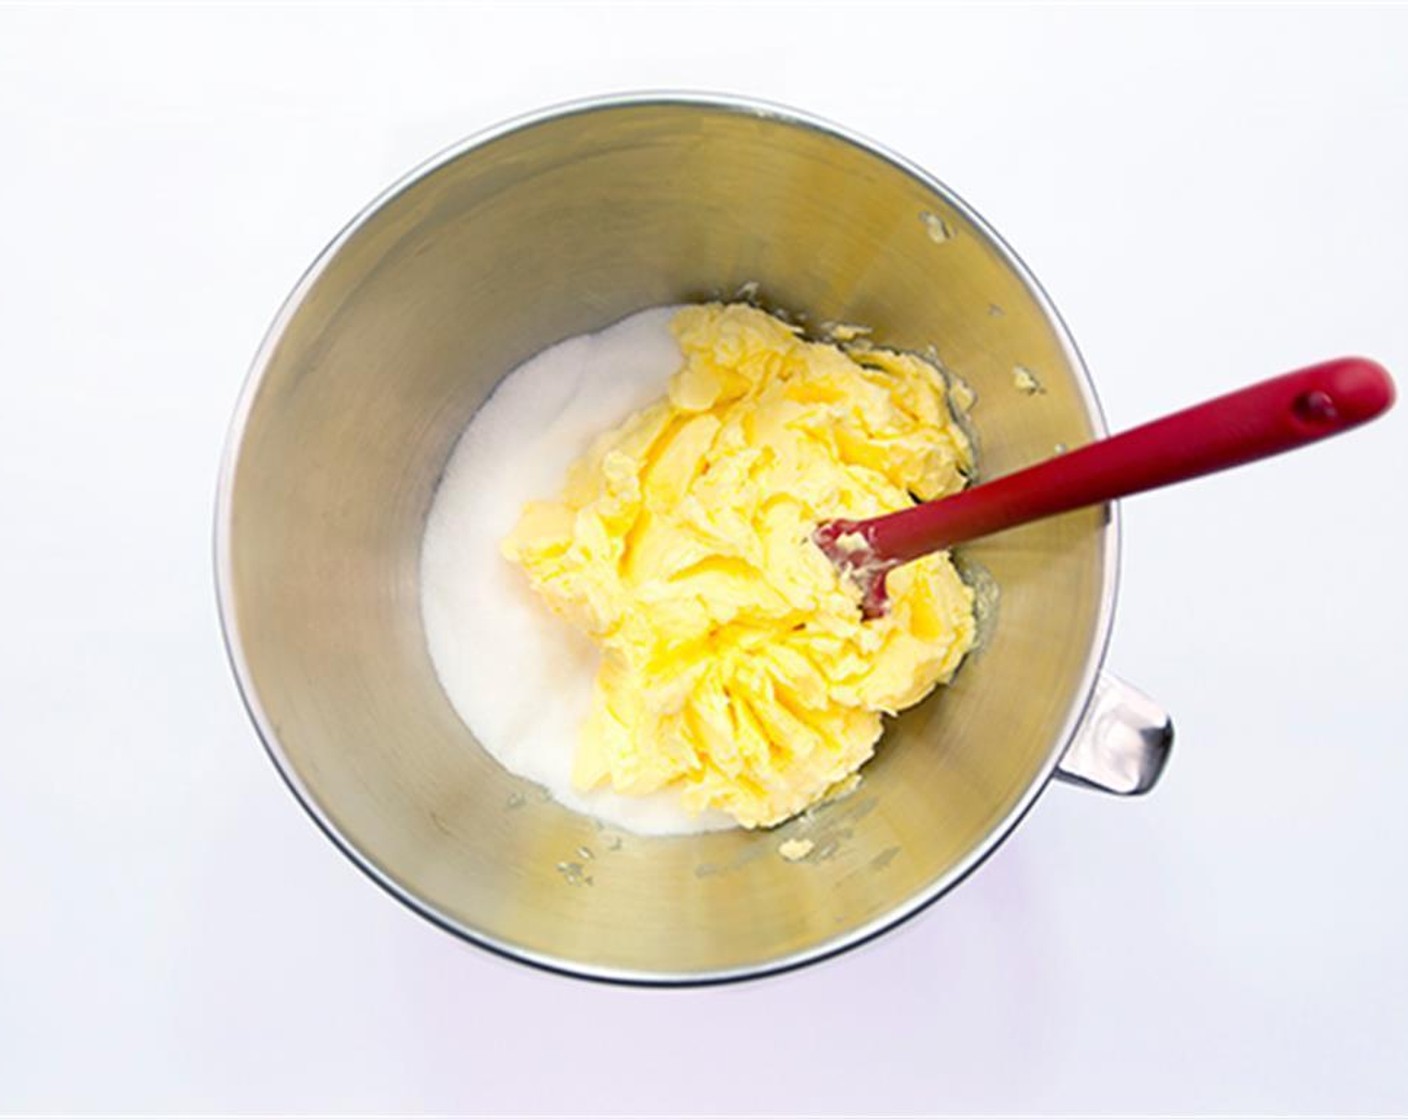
[815,357,1396,618]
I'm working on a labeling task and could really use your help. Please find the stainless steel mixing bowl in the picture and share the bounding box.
[216,93,1172,983]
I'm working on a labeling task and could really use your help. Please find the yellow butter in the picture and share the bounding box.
[503,303,976,828]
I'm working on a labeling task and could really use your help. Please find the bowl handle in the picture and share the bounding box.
[1056,674,1173,795]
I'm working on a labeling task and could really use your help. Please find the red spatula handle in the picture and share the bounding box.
[846,357,1395,567]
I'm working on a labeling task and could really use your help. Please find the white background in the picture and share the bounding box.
[2,3,1406,1115]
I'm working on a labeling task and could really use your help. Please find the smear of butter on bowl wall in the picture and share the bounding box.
[503,303,976,828]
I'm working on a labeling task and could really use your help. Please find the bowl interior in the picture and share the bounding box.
[220,98,1110,981]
